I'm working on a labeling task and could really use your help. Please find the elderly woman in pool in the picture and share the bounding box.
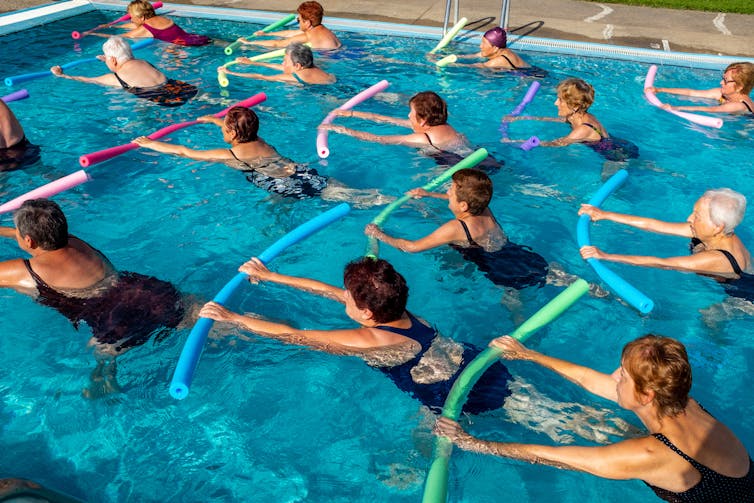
[238,1,341,50]
[222,42,335,85]
[199,257,512,414]
[440,27,530,70]
[503,78,638,161]
[579,188,751,283]
[436,334,754,500]
[320,91,465,150]
[50,36,196,107]
[114,0,209,46]
[647,62,754,115]
[504,78,608,146]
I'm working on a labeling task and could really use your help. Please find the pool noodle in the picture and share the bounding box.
[429,17,468,54]
[435,54,457,67]
[224,13,297,55]
[520,136,540,151]
[365,148,488,257]
[71,1,163,39]
[576,169,654,314]
[79,92,266,167]
[643,65,723,129]
[0,170,91,215]
[218,47,296,88]
[4,39,155,87]
[500,81,540,138]
[169,202,352,400]
[421,279,590,503]
[1,89,29,103]
[316,80,390,158]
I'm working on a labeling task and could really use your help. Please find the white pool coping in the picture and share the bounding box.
[2,0,753,69]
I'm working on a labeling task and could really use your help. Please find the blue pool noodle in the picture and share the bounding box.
[576,169,654,314]
[169,202,352,400]
[4,39,156,87]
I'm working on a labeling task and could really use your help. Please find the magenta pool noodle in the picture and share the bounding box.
[79,92,267,167]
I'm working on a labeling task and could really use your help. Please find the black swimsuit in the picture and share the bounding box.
[228,149,328,199]
[449,219,548,289]
[374,312,511,414]
[646,433,754,502]
[689,238,754,302]
[0,136,40,172]
[580,122,639,162]
[422,133,503,174]
[23,240,184,351]
[114,70,197,107]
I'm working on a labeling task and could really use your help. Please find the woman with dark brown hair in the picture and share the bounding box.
[436,334,754,501]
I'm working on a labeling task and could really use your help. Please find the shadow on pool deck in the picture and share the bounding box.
[1,0,753,57]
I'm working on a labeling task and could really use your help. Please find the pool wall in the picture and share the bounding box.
[2,0,753,70]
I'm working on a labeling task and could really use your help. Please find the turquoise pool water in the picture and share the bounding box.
[1,9,753,502]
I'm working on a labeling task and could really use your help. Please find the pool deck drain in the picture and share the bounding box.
[0,0,752,57]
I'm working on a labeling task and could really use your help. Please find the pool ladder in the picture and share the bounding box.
[442,0,510,33]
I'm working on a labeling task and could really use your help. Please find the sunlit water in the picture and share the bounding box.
[0,10,752,502]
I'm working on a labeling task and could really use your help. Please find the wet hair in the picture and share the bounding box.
[102,36,134,64]
[13,199,69,250]
[452,169,492,215]
[621,334,691,420]
[343,258,408,324]
[297,1,324,26]
[483,27,507,49]
[127,0,156,20]
[702,188,746,235]
[286,42,315,69]
[556,78,595,112]
[225,106,259,143]
[724,62,754,95]
[408,91,448,127]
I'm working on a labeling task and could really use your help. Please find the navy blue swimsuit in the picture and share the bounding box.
[449,219,548,289]
[374,312,511,414]
[646,433,754,502]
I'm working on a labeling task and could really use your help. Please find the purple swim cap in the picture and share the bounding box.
[483,27,507,48]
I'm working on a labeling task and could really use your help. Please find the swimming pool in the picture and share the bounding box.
[1,4,753,502]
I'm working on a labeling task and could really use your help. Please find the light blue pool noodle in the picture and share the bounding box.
[422,279,590,503]
[576,169,654,314]
[4,39,155,87]
[169,203,351,400]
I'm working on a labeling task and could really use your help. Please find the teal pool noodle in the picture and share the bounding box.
[169,203,351,399]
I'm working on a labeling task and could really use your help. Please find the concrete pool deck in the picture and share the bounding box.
[1,0,752,57]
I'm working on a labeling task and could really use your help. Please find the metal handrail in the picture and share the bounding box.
[443,0,511,33]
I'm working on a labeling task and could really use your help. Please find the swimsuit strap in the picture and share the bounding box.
[742,100,754,114]
[499,53,518,69]
[457,219,481,248]
[423,132,437,149]
[292,72,306,85]
[22,259,52,289]
[113,72,131,90]
[717,249,744,276]
[228,148,255,170]
[581,122,605,139]
[652,433,713,475]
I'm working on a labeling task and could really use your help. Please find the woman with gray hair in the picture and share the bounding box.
[50,36,197,107]
[578,189,751,290]
[224,42,335,85]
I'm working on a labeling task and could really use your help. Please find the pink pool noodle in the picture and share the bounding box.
[79,92,267,167]
[316,80,390,158]
[0,170,91,214]
[644,65,723,129]
[1,89,29,103]
[72,2,164,39]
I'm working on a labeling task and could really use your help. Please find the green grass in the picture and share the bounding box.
[588,0,754,14]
